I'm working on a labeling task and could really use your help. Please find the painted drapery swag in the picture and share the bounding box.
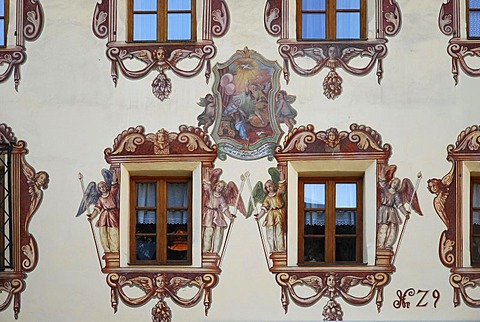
[0,123,49,319]
[0,0,44,90]
[428,125,480,308]
[245,123,423,321]
[263,0,402,99]
[92,0,230,101]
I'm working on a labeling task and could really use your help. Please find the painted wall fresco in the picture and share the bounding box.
[428,125,480,308]
[263,0,402,99]
[92,0,230,101]
[0,0,44,89]
[0,123,49,319]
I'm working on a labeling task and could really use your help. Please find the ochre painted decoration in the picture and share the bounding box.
[0,123,49,319]
[428,125,480,308]
[208,47,297,160]
[439,0,480,84]
[76,125,246,321]
[92,0,230,101]
[0,0,44,90]
[264,0,402,99]
[245,124,423,320]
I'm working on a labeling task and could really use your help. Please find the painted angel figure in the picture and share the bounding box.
[197,93,216,132]
[21,157,49,229]
[77,169,119,253]
[202,168,246,254]
[275,90,297,131]
[250,167,287,252]
[377,165,423,250]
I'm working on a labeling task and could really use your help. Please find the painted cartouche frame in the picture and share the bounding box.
[0,123,49,319]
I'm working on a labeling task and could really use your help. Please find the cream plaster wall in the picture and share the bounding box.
[1,0,480,321]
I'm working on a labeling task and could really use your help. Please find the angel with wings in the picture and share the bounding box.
[76,169,119,253]
[377,165,423,250]
[197,93,216,132]
[249,167,287,253]
[202,168,246,254]
[275,90,297,131]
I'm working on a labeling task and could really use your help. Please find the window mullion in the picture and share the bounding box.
[326,179,335,263]
[327,0,336,39]
[157,179,166,263]
[158,0,167,41]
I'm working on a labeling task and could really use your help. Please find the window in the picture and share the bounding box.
[128,0,196,42]
[0,0,7,47]
[298,177,363,265]
[0,144,11,271]
[471,178,480,266]
[130,176,192,265]
[297,0,366,40]
[468,0,480,39]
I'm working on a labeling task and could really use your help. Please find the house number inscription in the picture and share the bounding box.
[393,288,440,309]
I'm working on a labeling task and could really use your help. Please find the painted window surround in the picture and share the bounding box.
[99,125,221,321]
[439,0,480,84]
[0,0,44,90]
[92,0,230,101]
[428,125,480,308]
[267,123,412,320]
[0,123,49,319]
[263,0,401,99]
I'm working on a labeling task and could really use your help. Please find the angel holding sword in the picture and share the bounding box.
[202,168,246,254]
[377,165,423,250]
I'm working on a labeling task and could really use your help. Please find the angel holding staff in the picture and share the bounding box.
[202,168,246,254]
[77,169,119,254]
[376,165,423,250]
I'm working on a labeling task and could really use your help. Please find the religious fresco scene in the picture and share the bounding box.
[1,1,480,321]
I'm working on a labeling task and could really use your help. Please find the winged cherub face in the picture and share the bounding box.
[97,181,109,194]
[265,180,276,194]
[214,181,226,193]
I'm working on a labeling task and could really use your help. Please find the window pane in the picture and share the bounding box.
[472,237,480,262]
[473,183,480,208]
[336,12,360,39]
[133,14,157,41]
[302,13,326,39]
[304,183,325,208]
[470,0,480,9]
[133,0,157,11]
[136,236,156,260]
[136,182,156,207]
[474,211,480,234]
[168,0,191,11]
[335,183,357,207]
[304,210,325,234]
[136,210,156,233]
[0,20,4,47]
[167,235,188,260]
[336,210,356,234]
[337,0,360,10]
[302,0,325,10]
[469,12,480,37]
[0,1,4,16]
[167,13,191,40]
[304,237,324,262]
[167,182,188,207]
[336,237,356,261]
[167,210,188,233]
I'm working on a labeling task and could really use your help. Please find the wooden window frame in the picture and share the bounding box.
[471,177,480,266]
[129,175,192,265]
[298,176,363,266]
[296,0,367,40]
[127,0,197,42]
[0,156,6,271]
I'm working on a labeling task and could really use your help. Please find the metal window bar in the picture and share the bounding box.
[0,143,13,271]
